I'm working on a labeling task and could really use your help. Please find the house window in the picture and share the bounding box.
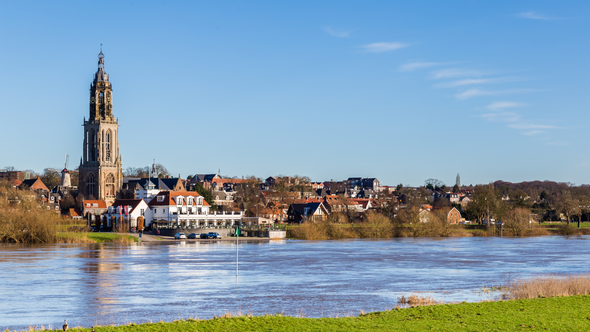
[176,198,183,205]
[140,209,145,216]
[157,196,164,202]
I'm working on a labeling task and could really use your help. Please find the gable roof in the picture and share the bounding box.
[289,202,328,216]
[20,178,49,191]
[110,199,146,213]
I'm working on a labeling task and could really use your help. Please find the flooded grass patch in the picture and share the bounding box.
[17,295,590,331]
[505,273,590,300]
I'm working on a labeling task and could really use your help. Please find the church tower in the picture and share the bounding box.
[79,49,123,205]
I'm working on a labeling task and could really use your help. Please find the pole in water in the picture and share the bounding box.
[236,226,239,277]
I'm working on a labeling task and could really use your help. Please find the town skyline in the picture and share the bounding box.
[1,1,589,186]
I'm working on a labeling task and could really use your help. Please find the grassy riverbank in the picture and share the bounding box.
[58,232,137,243]
[22,295,590,331]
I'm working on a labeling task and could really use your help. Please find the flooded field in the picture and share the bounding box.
[1,236,589,330]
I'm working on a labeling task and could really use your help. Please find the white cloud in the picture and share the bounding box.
[481,112,520,122]
[435,78,492,88]
[516,12,555,20]
[435,76,523,88]
[486,101,527,110]
[508,124,558,130]
[360,42,408,53]
[455,88,535,100]
[323,26,353,38]
[522,130,545,136]
[456,89,494,99]
[432,68,485,79]
[399,61,443,72]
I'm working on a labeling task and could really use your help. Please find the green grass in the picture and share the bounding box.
[540,222,590,228]
[35,295,590,331]
[86,232,138,243]
[58,232,137,243]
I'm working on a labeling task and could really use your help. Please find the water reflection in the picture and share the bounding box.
[1,236,590,330]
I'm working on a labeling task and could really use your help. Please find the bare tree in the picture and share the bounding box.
[503,208,531,236]
[558,191,578,227]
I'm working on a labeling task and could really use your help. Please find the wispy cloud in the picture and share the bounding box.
[435,76,523,88]
[399,61,444,72]
[323,26,353,38]
[435,78,492,88]
[516,11,557,20]
[432,68,486,79]
[486,101,527,110]
[456,88,535,100]
[508,124,558,130]
[481,112,520,122]
[523,130,545,136]
[360,42,408,53]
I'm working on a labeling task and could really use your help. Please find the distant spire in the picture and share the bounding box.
[94,46,108,82]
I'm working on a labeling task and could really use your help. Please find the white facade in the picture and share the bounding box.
[105,200,151,228]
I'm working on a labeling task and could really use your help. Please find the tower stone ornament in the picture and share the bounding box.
[79,49,123,205]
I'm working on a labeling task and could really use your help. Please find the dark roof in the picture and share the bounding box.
[124,178,182,191]
[289,202,323,216]
[316,188,330,197]
[193,174,217,182]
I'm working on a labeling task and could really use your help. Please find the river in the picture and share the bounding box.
[1,235,589,330]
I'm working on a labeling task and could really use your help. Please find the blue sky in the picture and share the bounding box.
[1,1,589,186]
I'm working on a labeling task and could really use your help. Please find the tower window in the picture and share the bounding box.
[105,173,115,197]
[87,173,96,198]
[106,130,111,162]
[90,130,96,162]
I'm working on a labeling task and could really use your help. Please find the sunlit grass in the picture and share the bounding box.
[58,232,137,243]
[24,295,590,331]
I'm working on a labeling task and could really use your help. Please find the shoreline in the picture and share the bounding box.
[2,231,589,245]
[8,295,590,331]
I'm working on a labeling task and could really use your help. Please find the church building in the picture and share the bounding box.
[78,49,123,205]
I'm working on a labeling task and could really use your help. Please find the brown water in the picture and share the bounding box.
[1,236,589,330]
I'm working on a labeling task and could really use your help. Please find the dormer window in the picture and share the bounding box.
[187,197,193,205]
[157,195,165,202]
[176,197,183,205]
[197,197,203,205]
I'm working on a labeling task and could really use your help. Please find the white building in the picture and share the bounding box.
[148,191,243,229]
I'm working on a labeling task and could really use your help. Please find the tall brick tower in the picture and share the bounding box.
[79,49,122,205]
